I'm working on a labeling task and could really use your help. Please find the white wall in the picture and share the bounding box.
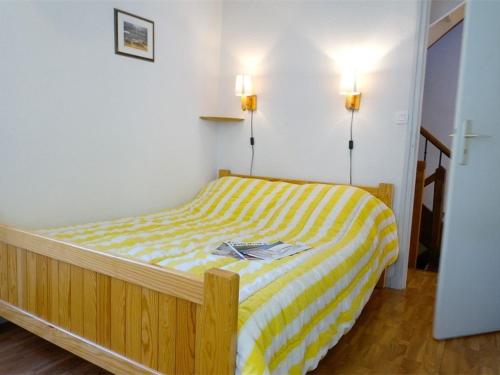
[0,1,222,228]
[216,1,424,286]
[419,21,463,208]
[0,0,427,287]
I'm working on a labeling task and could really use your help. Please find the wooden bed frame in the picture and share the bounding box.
[0,169,393,374]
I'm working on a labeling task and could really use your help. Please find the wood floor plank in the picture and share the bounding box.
[0,322,108,374]
[311,270,500,375]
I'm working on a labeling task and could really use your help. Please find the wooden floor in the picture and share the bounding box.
[0,323,108,374]
[0,270,499,374]
[312,269,500,374]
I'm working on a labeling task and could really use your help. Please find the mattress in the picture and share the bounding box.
[40,176,399,374]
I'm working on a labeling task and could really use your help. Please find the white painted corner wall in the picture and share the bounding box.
[0,1,222,228]
[215,1,428,288]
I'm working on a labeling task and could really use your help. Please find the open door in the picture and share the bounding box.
[434,1,500,339]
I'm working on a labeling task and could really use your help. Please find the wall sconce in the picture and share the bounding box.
[340,71,361,111]
[235,74,257,175]
[339,70,362,185]
[235,74,257,111]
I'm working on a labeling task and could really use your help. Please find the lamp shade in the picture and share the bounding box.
[339,71,359,95]
[235,74,253,96]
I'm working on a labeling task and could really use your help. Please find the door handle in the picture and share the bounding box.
[451,120,492,165]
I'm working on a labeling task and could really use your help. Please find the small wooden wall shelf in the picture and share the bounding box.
[200,116,244,122]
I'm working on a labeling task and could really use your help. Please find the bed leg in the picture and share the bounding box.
[195,268,239,375]
[376,270,386,288]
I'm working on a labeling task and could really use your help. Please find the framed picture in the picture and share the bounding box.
[114,9,154,62]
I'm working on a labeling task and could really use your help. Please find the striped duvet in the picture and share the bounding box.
[41,176,399,374]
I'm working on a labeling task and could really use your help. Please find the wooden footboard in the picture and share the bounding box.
[0,225,239,375]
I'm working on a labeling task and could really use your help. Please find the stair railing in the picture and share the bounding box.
[421,127,451,183]
[409,127,451,268]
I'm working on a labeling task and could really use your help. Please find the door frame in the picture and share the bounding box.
[387,0,431,289]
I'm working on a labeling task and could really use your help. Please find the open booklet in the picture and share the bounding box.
[212,241,311,260]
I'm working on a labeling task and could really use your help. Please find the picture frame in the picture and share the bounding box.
[114,9,155,62]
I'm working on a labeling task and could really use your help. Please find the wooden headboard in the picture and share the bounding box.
[218,169,394,209]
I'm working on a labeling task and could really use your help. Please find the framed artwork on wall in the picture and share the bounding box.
[114,9,154,62]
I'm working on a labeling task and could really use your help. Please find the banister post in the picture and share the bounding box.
[431,166,446,251]
[409,161,426,268]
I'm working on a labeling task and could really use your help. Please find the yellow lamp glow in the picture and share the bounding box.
[340,70,361,111]
[235,74,257,111]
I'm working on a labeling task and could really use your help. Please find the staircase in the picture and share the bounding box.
[409,127,451,270]
[407,3,464,270]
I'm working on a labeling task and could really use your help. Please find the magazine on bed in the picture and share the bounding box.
[213,241,311,260]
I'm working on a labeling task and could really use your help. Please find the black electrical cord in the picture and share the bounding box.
[250,110,255,176]
[349,109,355,185]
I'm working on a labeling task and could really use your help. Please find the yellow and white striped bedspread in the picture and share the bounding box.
[40,176,399,374]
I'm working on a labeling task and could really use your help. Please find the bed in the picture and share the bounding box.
[0,169,398,374]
